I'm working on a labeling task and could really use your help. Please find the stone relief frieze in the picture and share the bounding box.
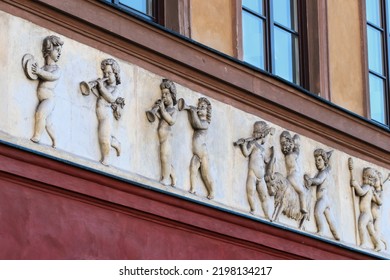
[80,58,125,166]
[22,35,64,148]
[146,79,178,186]
[2,12,390,257]
[178,97,215,199]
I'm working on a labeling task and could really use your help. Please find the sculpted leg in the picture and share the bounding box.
[170,165,176,187]
[98,118,111,166]
[324,207,340,240]
[256,179,271,220]
[358,213,370,248]
[246,174,257,214]
[111,136,121,157]
[314,199,326,235]
[46,112,56,148]
[200,156,214,199]
[159,139,172,186]
[288,174,308,214]
[31,99,54,143]
[190,155,201,194]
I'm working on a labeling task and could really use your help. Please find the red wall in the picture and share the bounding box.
[0,143,376,259]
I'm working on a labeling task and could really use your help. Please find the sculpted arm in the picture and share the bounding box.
[33,65,61,81]
[189,109,209,130]
[96,80,117,103]
[306,170,327,187]
[160,103,177,126]
[350,179,368,197]
[373,191,383,206]
[240,141,254,157]
[292,134,300,154]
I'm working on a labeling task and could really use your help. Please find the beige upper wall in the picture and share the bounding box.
[190,0,234,56]
[327,0,365,116]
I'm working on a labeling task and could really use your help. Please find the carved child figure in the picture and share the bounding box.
[94,58,124,166]
[27,35,64,147]
[304,149,340,240]
[349,165,384,251]
[146,79,178,186]
[280,131,308,215]
[183,97,214,199]
[234,121,274,219]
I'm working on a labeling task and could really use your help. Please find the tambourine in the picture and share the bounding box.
[22,54,38,80]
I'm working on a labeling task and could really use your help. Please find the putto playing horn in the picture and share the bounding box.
[80,58,125,166]
[80,78,108,96]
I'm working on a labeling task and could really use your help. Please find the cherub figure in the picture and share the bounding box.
[23,35,64,147]
[234,121,274,219]
[280,131,308,215]
[146,79,178,186]
[372,170,388,250]
[182,97,214,199]
[349,163,384,251]
[304,149,340,240]
[93,58,124,166]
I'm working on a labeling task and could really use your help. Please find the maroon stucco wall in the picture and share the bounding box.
[0,143,377,260]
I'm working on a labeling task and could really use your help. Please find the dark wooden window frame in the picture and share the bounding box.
[236,0,330,99]
[362,0,390,127]
[240,0,307,88]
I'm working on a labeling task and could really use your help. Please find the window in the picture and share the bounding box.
[242,0,302,86]
[366,0,390,126]
[103,0,161,23]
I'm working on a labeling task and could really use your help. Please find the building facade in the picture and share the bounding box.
[0,0,389,259]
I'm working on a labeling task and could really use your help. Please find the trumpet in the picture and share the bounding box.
[177,98,197,111]
[233,137,256,146]
[145,99,162,123]
[79,78,108,96]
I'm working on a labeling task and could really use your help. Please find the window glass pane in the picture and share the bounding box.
[366,0,381,27]
[369,74,387,124]
[242,0,263,15]
[119,0,153,16]
[273,0,297,30]
[242,11,265,69]
[274,27,299,84]
[367,26,384,74]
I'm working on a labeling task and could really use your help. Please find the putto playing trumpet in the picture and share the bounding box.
[146,79,178,186]
[81,58,125,166]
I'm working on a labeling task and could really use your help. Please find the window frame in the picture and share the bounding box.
[240,0,308,88]
[364,0,390,126]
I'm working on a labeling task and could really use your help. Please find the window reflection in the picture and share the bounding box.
[274,27,298,83]
[369,74,386,123]
[243,11,265,69]
[242,0,263,15]
[117,0,154,17]
[366,0,389,125]
[366,0,381,26]
[273,0,297,30]
[367,26,384,75]
[241,0,300,85]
